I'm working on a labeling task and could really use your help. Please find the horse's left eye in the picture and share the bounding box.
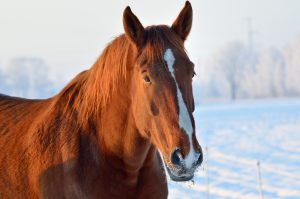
[192,72,196,77]
[143,75,151,85]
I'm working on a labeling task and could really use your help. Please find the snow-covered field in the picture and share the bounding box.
[168,99,300,199]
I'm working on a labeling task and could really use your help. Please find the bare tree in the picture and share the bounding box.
[254,48,286,97]
[208,41,248,100]
[283,38,300,96]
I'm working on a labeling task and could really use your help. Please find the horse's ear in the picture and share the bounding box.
[123,6,145,47]
[171,1,193,41]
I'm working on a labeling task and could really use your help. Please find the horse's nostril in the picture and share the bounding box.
[196,147,203,165]
[171,148,183,166]
[196,152,203,165]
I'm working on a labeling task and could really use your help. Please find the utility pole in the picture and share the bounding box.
[244,17,256,71]
[206,147,210,199]
[245,17,254,53]
[257,161,264,199]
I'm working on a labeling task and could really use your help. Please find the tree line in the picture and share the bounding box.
[195,37,300,101]
[1,37,300,102]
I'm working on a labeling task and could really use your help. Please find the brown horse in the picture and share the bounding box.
[0,1,202,199]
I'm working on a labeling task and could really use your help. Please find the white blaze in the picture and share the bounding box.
[164,48,197,169]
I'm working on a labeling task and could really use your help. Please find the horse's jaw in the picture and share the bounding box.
[165,165,195,182]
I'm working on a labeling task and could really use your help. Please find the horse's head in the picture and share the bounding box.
[123,1,202,181]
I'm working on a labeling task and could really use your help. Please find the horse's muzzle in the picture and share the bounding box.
[166,146,203,181]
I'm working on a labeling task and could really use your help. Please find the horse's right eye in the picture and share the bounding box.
[143,75,151,85]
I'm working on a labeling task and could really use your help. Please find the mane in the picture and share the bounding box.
[53,25,185,124]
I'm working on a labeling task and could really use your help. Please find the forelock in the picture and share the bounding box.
[141,25,186,65]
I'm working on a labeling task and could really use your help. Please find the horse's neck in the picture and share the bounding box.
[64,46,155,176]
[98,88,153,173]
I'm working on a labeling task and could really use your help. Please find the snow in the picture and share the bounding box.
[168,99,300,199]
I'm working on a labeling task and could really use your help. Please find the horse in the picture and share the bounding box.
[0,1,203,198]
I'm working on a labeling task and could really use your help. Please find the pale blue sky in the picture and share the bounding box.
[0,0,299,83]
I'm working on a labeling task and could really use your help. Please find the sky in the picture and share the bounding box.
[0,0,300,84]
